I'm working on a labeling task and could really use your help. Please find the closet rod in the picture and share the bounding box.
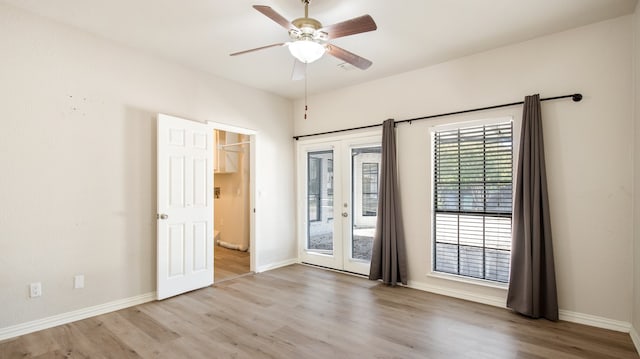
[293,93,582,140]
[219,141,250,148]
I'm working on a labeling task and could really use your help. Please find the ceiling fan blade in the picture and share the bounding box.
[230,43,286,56]
[321,15,377,39]
[326,44,372,70]
[291,59,306,81]
[253,5,298,31]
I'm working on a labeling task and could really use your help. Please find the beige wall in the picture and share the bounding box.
[633,1,640,347]
[295,16,634,324]
[0,4,295,329]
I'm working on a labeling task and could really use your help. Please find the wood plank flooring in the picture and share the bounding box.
[1,264,638,358]
[214,244,250,282]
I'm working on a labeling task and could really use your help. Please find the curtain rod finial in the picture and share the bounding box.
[572,94,582,102]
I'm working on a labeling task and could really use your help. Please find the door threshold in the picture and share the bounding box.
[300,262,368,278]
[213,271,254,285]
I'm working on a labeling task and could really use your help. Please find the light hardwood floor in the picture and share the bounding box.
[1,264,638,358]
[214,245,250,282]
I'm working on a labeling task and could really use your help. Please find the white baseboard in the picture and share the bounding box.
[407,280,506,308]
[406,280,634,333]
[255,258,298,273]
[630,326,640,354]
[558,310,631,332]
[0,292,156,341]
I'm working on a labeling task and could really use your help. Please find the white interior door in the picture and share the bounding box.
[157,114,213,300]
[297,133,381,275]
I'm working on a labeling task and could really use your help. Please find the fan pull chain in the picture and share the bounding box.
[304,63,308,120]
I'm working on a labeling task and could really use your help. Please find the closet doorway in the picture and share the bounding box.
[209,122,256,282]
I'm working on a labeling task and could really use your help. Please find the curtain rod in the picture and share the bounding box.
[293,93,582,140]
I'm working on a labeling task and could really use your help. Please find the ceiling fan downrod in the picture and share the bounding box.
[291,0,322,37]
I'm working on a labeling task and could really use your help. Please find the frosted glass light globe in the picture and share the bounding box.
[288,40,326,63]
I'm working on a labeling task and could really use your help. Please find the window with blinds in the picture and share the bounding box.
[433,121,513,283]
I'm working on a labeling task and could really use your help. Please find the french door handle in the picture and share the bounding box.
[342,212,348,217]
[157,213,169,220]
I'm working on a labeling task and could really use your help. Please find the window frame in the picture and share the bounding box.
[307,155,322,223]
[429,116,515,287]
[361,162,379,217]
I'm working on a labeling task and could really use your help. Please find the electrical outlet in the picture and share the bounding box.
[74,274,84,289]
[29,282,42,298]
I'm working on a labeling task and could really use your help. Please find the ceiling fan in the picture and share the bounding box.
[230,0,377,78]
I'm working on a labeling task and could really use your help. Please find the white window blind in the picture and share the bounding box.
[433,121,513,283]
[362,162,378,216]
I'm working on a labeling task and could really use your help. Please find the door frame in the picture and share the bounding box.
[207,120,257,275]
[296,130,382,274]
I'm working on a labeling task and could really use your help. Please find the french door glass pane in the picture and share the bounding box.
[351,146,382,261]
[307,150,334,253]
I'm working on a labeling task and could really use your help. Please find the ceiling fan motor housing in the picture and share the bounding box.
[290,17,328,42]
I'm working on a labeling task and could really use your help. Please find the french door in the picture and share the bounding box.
[297,133,382,275]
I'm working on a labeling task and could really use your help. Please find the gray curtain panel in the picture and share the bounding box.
[507,94,559,321]
[369,119,408,285]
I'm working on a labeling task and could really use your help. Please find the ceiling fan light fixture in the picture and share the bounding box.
[288,39,325,63]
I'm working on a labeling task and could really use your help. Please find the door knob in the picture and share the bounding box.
[342,212,348,217]
[158,214,169,220]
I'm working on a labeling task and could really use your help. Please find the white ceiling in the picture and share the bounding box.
[2,0,637,99]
